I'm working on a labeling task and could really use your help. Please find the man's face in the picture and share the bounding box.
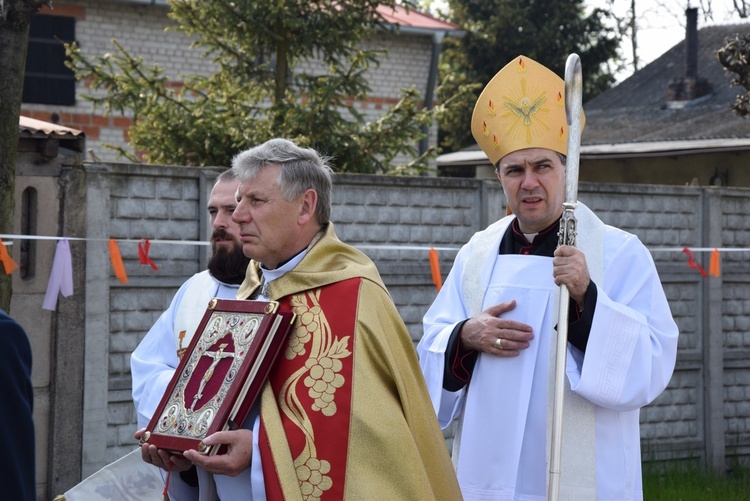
[231,164,309,269]
[208,180,242,253]
[497,147,566,234]
[207,179,249,284]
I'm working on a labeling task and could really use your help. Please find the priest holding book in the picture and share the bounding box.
[172,138,461,500]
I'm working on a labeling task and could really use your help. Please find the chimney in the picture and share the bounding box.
[666,8,713,104]
[685,7,698,78]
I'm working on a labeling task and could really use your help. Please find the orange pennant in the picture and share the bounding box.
[138,238,159,271]
[108,239,128,284]
[429,247,442,292]
[0,239,19,274]
[709,248,721,277]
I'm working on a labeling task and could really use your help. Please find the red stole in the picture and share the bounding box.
[260,278,361,499]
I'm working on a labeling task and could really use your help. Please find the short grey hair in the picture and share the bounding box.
[215,168,237,185]
[231,138,334,225]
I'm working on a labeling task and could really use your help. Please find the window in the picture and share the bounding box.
[23,15,76,106]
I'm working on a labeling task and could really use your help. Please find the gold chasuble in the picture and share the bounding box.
[237,224,461,501]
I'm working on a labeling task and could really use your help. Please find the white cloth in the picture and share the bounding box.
[131,270,240,501]
[457,205,604,499]
[418,204,679,501]
[61,449,163,501]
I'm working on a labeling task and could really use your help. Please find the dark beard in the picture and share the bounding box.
[208,242,250,285]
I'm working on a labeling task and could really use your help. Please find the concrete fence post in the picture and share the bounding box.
[82,164,112,478]
[702,188,725,472]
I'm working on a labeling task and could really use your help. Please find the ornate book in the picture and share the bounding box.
[140,298,295,455]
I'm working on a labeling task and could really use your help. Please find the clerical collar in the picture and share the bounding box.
[260,249,308,286]
[252,250,307,301]
[502,217,561,256]
[260,247,307,272]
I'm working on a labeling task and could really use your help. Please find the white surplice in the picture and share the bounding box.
[418,203,679,501]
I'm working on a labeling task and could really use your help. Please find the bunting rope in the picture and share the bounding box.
[0,234,735,304]
[0,234,210,246]
[2,234,748,253]
[650,247,750,252]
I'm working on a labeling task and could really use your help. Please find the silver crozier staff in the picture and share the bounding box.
[548,53,583,501]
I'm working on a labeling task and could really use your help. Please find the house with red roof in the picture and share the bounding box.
[21,0,461,164]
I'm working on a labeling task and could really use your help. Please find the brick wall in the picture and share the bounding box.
[332,174,492,340]
[63,163,750,479]
[89,166,213,464]
[720,191,750,461]
[581,184,706,461]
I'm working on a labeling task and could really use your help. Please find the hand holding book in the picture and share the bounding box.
[139,299,295,456]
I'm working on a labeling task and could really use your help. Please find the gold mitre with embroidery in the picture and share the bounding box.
[471,55,585,166]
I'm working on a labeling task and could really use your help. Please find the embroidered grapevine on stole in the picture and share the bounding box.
[280,289,351,500]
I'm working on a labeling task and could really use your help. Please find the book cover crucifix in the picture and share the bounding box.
[141,299,295,455]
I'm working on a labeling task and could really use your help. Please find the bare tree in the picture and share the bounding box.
[630,0,639,70]
[623,0,748,74]
[717,33,750,117]
[732,0,750,17]
[695,0,748,19]
[0,0,48,312]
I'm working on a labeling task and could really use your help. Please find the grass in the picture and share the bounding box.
[642,461,750,500]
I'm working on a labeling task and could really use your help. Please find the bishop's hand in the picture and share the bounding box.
[460,300,534,357]
[552,245,590,308]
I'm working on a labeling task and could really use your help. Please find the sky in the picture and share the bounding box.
[585,0,747,80]
[425,0,748,81]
